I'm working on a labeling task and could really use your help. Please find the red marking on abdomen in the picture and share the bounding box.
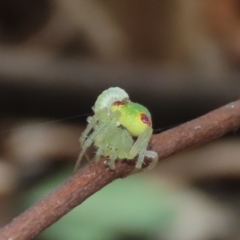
[140,113,151,126]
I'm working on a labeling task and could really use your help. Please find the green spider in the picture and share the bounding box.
[74,87,158,171]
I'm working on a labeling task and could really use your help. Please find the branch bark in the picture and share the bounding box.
[0,100,240,240]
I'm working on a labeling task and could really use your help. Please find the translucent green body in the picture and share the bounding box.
[75,87,158,171]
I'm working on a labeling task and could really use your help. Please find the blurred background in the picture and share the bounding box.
[1,0,240,239]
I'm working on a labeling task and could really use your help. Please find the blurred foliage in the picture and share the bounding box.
[22,169,175,240]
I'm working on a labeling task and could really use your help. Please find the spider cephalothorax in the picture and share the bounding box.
[75,87,158,170]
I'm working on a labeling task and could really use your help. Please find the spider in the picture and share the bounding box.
[74,87,158,171]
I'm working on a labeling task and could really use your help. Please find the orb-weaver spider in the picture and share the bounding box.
[74,87,158,171]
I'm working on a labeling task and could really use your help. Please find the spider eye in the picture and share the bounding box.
[113,101,124,106]
[140,113,151,126]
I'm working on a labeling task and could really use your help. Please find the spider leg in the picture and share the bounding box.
[95,148,102,162]
[74,116,99,172]
[95,148,117,169]
[74,149,88,172]
[74,110,120,172]
[84,152,90,161]
[75,109,109,171]
[135,128,152,169]
[79,108,109,145]
[144,150,158,169]
[129,127,157,169]
[128,128,149,158]
[83,110,120,148]
[108,155,117,169]
[79,115,99,145]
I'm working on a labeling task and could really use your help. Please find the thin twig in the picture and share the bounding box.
[0,100,240,240]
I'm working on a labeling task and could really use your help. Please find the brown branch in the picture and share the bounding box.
[0,100,240,240]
